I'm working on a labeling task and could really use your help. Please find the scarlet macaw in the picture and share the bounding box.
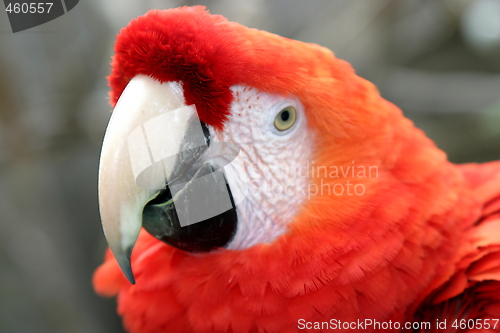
[94,6,500,333]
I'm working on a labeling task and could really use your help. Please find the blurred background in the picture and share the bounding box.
[0,0,499,332]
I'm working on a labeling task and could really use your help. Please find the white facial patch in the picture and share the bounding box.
[212,85,314,250]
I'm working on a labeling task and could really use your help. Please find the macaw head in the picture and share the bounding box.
[95,6,467,332]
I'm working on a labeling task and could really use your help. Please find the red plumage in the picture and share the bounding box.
[109,7,236,129]
[95,6,500,333]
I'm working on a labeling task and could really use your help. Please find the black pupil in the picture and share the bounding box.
[281,110,290,122]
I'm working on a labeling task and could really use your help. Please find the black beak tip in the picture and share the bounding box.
[123,265,136,285]
[117,246,136,285]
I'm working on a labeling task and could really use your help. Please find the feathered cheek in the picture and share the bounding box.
[210,85,314,250]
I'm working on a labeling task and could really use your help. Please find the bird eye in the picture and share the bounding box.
[274,106,297,131]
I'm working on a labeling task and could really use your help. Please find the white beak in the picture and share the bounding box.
[98,75,197,284]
